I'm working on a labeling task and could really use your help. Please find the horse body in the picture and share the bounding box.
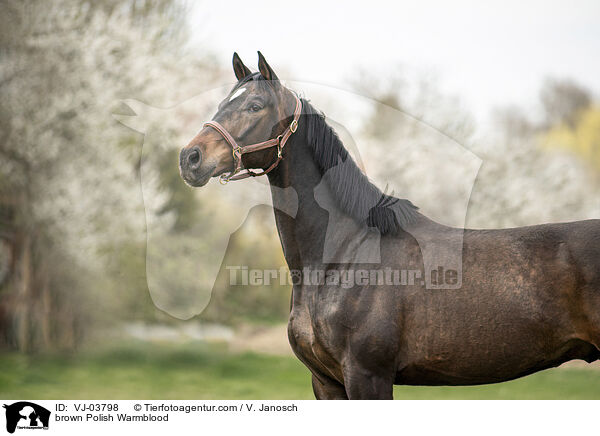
[180,53,600,399]
[284,187,600,398]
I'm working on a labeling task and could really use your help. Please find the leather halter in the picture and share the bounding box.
[204,94,302,184]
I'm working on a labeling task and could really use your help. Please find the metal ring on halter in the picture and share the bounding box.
[219,174,230,185]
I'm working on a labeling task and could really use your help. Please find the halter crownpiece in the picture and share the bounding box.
[203,94,302,184]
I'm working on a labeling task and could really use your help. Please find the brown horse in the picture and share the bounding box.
[179,52,600,399]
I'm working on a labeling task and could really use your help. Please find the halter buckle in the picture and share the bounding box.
[290,119,298,133]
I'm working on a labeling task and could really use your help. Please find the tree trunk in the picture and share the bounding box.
[15,232,32,352]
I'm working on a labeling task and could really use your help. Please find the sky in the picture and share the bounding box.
[190,0,600,129]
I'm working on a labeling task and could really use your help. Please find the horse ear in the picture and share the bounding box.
[257,51,278,81]
[232,52,251,81]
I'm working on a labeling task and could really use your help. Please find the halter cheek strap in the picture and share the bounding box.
[203,94,302,184]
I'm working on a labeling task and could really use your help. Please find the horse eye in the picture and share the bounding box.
[249,104,262,113]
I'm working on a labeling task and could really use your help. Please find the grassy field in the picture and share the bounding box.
[1,341,599,399]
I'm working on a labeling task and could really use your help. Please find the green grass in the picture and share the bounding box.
[0,341,598,399]
[394,369,600,399]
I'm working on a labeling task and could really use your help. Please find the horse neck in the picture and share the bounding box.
[266,130,330,273]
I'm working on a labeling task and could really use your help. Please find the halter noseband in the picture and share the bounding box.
[203,94,302,184]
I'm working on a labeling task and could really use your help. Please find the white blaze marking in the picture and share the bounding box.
[229,87,247,102]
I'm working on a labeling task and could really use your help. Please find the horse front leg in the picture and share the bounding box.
[312,374,348,400]
[343,365,394,400]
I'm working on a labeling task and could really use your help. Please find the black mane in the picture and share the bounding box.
[301,98,420,234]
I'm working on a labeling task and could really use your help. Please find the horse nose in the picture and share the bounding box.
[180,146,202,170]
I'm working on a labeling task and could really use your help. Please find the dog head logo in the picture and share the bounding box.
[3,402,50,434]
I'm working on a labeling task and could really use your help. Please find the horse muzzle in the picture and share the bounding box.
[179,146,216,187]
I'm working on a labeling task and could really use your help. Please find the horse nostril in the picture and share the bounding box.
[189,149,200,164]
[188,148,201,166]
